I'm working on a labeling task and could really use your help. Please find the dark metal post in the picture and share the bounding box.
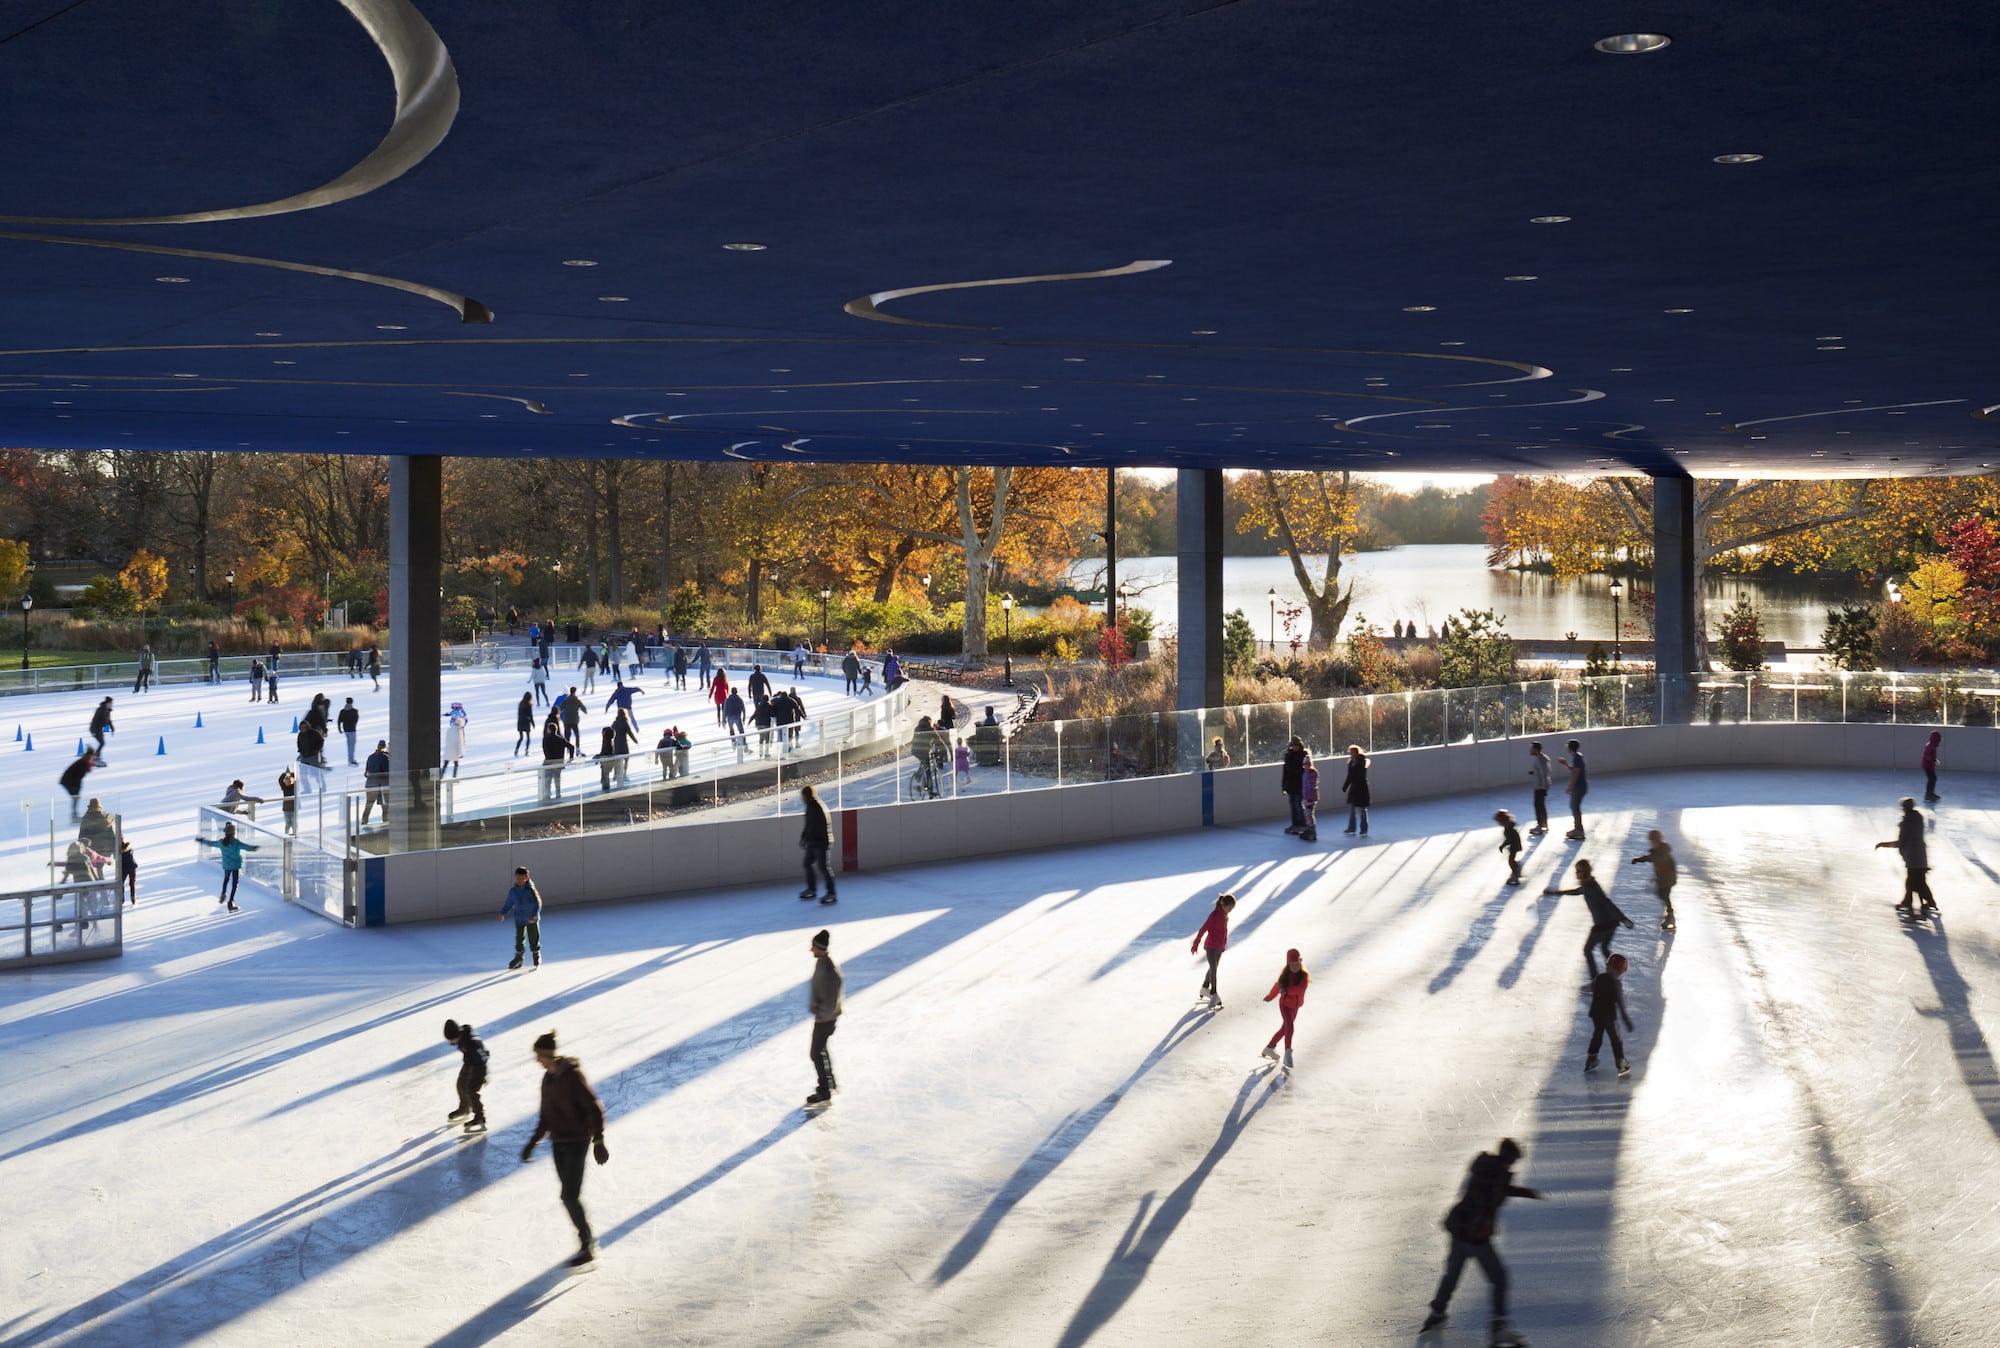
[389,455,442,854]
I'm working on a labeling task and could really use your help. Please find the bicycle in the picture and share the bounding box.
[909,743,946,800]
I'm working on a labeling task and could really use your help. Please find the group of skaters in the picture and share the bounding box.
[1278,737,1374,842]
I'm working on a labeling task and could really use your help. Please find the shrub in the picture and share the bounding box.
[1222,609,1258,676]
[1714,596,1766,671]
[1226,672,1305,705]
[1438,608,1516,688]
[1821,602,1877,672]
[664,582,711,635]
[1120,606,1157,642]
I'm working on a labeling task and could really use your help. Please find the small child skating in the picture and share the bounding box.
[1260,948,1309,1069]
[1190,893,1236,1008]
[1548,859,1633,980]
[443,1019,490,1133]
[1298,760,1320,843]
[1584,953,1635,1074]
[1628,830,1677,930]
[953,738,972,789]
[501,866,544,969]
[1494,810,1523,886]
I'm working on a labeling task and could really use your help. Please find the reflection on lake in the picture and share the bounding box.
[1068,545,1870,646]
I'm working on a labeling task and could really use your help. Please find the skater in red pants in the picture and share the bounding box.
[1190,893,1236,1009]
[1260,949,1309,1068]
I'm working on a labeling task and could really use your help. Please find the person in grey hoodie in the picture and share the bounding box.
[501,866,544,969]
[806,929,844,1108]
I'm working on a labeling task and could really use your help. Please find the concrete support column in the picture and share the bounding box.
[1652,473,1697,722]
[1177,468,1224,713]
[389,455,442,852]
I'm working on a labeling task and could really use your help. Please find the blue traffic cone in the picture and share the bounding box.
[290,716,299,733]
[23,732,31,751]
[157,736,167,756]
[256,726,265,745]
[78,737,86,755]
[12,724,19,742]
[194,711,204,728]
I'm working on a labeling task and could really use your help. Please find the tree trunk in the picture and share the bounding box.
[604,461,625,608]
[747,556,764,626]
[956,467,1012,664]
[583,463,600,607]
[657,461,673,609]
[870,536,917,602]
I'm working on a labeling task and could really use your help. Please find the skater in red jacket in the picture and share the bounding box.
[1260,949,1309,1067]
[1190,893,1237,1008]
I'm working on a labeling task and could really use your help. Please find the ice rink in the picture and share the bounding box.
[5,748,1999,1347]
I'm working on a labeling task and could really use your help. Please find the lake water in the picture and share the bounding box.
[1068,545,1870,647]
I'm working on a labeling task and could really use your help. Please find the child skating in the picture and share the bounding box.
[1628,830,1677,930]
[1190,893,1236,1008]
[1584,952,1635,1075]
[443,1019,490,1134]
[1494,810,1523,886]
[1298,759,1320,843]
[501,866,544,969]
[1260,948,1309,1070]
[195,822,260,912]
[1548,859,1633,980]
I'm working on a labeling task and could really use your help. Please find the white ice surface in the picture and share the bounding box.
[3,755,1999,1347]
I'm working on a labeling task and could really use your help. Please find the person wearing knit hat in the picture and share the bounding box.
[805,930,843,1109]
[1260,949,1310,1069]
[520,1028,609,1268]
[442,1019,489,1134]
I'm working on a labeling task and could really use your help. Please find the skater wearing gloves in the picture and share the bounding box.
[196,822,260,912]
[1921,730,1942,802]
[520,1029,608,1269]
[1549,860,1633,978]
[1420,1138,1543,1346]
[501,866,544,969]
[806,929,843,1108]
[1260,949,1309,1068]
[443,1019,489,1134]
[1526,742,1551,835]
[1342,744,1371,836]
[1555,740,1588,840]
[1629,830,1678,930]
[1297,757,1320,842]
[1875,797,1937,917]
[799,784,836,905]
[1495,811,1523,885]
[1584,952,1634,1074]
[1190,893,1237,1008]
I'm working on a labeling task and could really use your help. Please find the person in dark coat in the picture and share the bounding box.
[747,663,772,703]
[1556,739,1589,840]
[806,930,844,1107]
[1341,744,1371,836]
[1494,810,1523,886]
[366,645,382,690]
[515,692,536,755]
[361,740,390,824]
[207,640,221,684]
[936,694,957,733]
[337,697,361,764]
[520,1028,608,1267]
[752,692,776,757]
[540,715,567,800]
[1280,736,1309,834]
[277,766,298,836]
[1875,796,1937,915]
[443,1019,489,1134]
[1584,952,1634,1073]
[841,648,861,694]
[78,798,117,857]
[119,839,138,904]
[800,783,836,904]
[248,657,265,702]
[1921,730,1942,802]
[88,697,115,760]
[671,642,689,690]
[1421,1138,1543,1344]
[58,749,96,822]
[1549,859,1633,977]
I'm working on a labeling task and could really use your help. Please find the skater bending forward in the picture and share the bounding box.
[1549,860,1633,977]
[1261,949,1309,1066]
[1422,1138,1543,1345]
[1628,830,1677,930]
[1191,893,1236,1008]
[520,1029,609,1268]
[443,1019,489,1133]
[1585,953,1635,1074]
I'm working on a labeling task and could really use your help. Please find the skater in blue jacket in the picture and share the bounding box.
[501,866,544,969]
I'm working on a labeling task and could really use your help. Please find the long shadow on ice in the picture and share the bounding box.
[1905,922,2000,1144]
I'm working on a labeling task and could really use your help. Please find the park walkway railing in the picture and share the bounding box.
[0,873,124,969]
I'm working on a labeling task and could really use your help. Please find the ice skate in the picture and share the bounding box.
[1299,831,1317,842]
[799,889,818,901]
[227,900,239,913]
[1661,914,1677,931]
[819,894,838,905]
[1616,1058,1630,1076]
[1490,1317,1529,1347]
[804,1090,832,1110]
[1208,992,1223,1011]
[1282,1048,1293,1071]
[462,1119,487,1135]
[1565,829,1585,840]
[1585,1054,1599,1071]
[532,951,541,967]
[1420,1309,1448,1333]
[508,955,524,970]
[565,1244,597,1271]
[447,1107,470,1122]
[1261,1044,1279,1061]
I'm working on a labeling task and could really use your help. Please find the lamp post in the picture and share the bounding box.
[491,576,501,636]
[1002,593,1014,687]
[18,594,31,671]
[1608,576,1623,664]
[552,560,563,621]
[819,585,831,648]
[1267,586,1278,650]
[225,568,235,603]
[921,572,932,604]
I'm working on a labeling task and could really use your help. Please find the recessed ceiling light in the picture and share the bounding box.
[1817,345,1845,351]
[1503,275,1539,282]
[170,372,198,379]
[1530,215,1571,224]
[255,331,281,337]
[1609,367,1633,372]
[273,359,295,365]
[568,372,590,377]
[1403,305,1437,312]
[1439,340,1466,346]
[959,357,985,363]
[1820,337,1844,342]
[1714,153,1764,165]
[770,368,790,373]
[1041,407,1059,412]
[1653,398,1676,402]
[480,414,498,419]
[51,400,69,405]
[376,324,406,331]
[1595,33,1670,54]
[723,243,767,252]
[598,296,628,303]
[154,275,190,283]
[561,259,598,267]
[1664,308,1695,314]
[1191,329,1217,335]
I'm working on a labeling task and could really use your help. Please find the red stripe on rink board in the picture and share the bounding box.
[841,809,859,872]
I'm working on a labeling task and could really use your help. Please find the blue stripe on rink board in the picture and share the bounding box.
[363,856,386,927]
[1201,771,1215,827]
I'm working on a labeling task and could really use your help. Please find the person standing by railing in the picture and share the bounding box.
[1281,736,1308,835]
[800,784,836,904]
[277,766,298,836]
[132,644,155,694]
[1921,730,1942,803]
[540,714,567,801]
[1341,744,1370,837]
[671,641,689,690]
[338,697,360,765]
[1556,739,1588,840]
[207,640,221,684]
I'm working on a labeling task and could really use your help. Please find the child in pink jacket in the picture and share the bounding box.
[1190,893,1237,1008]
[1262,949,1310,1066]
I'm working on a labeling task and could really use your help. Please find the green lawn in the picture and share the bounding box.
[2,650,143,669]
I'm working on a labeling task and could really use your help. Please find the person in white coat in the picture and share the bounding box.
[442,701,470,777]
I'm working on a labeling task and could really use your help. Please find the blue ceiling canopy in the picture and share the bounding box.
[1,0,1994,476]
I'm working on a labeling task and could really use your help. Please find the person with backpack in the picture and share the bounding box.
[443,1019,490,1135]
[501,865,544,969]
[1259,949,1309,1068]
[1584,952,1635,1074]
[1189,893,1237,1009]
[1421,1138,1543,1345]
